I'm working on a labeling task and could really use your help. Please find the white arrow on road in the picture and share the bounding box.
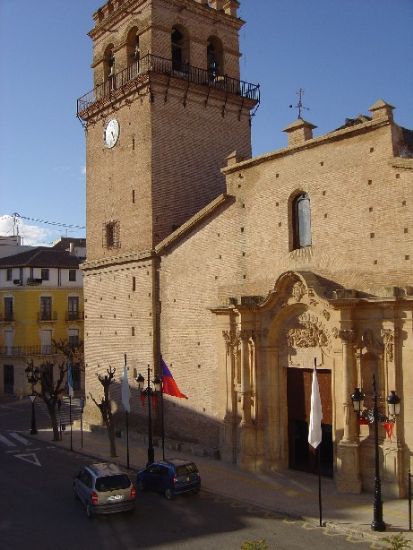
[14,453,41,467]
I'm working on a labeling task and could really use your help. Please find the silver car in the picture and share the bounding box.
[73,462,136,518]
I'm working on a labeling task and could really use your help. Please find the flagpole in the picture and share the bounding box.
[126,410,130,469]
[160,375,165,461]
[69,395,73,451]
[314,358,323,527]
[318,446,323,527]
[309,357,323,527]
[124,354,130,470]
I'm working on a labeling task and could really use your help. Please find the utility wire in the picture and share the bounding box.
[11,212,85,230]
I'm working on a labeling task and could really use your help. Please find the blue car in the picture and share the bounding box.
[136,459,201,500]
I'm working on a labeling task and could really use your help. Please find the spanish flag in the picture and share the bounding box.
[161,358,188,399]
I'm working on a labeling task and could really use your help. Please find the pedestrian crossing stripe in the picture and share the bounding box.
[9,432,30,445]
[0,433,16,447]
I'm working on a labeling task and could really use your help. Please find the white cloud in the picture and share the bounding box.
[0,215,60,247]
[81,165,86,175]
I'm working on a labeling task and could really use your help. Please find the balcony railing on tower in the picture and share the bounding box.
[77,53,260,117]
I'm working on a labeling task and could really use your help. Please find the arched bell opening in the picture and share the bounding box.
[171,25,189,72]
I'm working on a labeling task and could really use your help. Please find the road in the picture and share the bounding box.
[0,400,372,550]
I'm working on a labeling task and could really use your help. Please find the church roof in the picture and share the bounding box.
[155,193,234,254]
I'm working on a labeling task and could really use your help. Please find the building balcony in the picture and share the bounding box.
[0,313,14,323]
[37,311,57,322]
[0,345,60,357]
[66,311,84,321]
[77,53,260,119]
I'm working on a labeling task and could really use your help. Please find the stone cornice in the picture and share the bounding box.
[222,118,392,175]
[81,248,155,271]
[155,193,234,254]
[389,157,413,171]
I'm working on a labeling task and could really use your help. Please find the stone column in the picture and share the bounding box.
[262,345,285,469]
[221,329,240,464]
[335,327,362,493]
[340,329,358,443]
[239,329,256,469]
[240,330,252,425]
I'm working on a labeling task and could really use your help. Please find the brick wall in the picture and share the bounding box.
[156,116,413,448]
[83,257,155,422]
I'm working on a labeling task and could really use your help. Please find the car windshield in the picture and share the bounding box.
[95,474,131,492]
[175,463,198,476]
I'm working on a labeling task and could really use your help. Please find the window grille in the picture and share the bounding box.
[102,220,121,249]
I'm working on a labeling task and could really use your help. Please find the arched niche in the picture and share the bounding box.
[126,27,140,66]
[171,25,190,71]
[103,43,116,80]
[207,35,224,79]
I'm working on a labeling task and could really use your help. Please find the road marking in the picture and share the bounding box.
[0,433,16,447]
[6,447,41,454]
[9,432,30,445]
[14,453,41,467]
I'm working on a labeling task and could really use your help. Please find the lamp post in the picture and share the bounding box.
[136,366,162,466]
[25,362,40,435]
[351,374,401,532]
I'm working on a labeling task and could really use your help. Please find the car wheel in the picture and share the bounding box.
[164,488,174,500]
[86,504,93,518]
[137,479,145,492]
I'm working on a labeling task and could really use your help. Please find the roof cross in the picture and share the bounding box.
[289,88,309,119]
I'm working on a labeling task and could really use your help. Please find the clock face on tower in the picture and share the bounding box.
[104,119,120,148]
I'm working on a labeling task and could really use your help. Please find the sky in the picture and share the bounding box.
[0,0,412,246]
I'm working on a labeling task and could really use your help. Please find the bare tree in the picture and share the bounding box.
[90,366,117,457]
[53,338,84,367]
[25,339,84,441]
[25,358,67,441]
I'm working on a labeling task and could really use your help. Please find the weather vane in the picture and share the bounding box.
[289,88,309,119]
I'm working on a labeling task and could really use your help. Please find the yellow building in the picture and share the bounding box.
[0,238,85,396]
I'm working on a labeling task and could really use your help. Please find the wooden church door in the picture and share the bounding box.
[287,368,333,477]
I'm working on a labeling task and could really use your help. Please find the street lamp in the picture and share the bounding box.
[25,362,40,435]
[351,374,401,532]
[136,366,161,466]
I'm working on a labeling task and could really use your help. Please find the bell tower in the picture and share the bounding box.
[78,0,259,262]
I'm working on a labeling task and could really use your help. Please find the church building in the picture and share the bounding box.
[78,0,413,497]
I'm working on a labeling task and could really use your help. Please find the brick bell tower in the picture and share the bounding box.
[78,0,259,260]
[78,0,259,407]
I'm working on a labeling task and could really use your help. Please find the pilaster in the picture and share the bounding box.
[334,322,362,493]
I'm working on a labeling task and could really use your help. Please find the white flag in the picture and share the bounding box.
[308,367,323,449]
[121,362,131,413]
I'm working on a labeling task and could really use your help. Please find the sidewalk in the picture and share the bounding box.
[32,423,412,547]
